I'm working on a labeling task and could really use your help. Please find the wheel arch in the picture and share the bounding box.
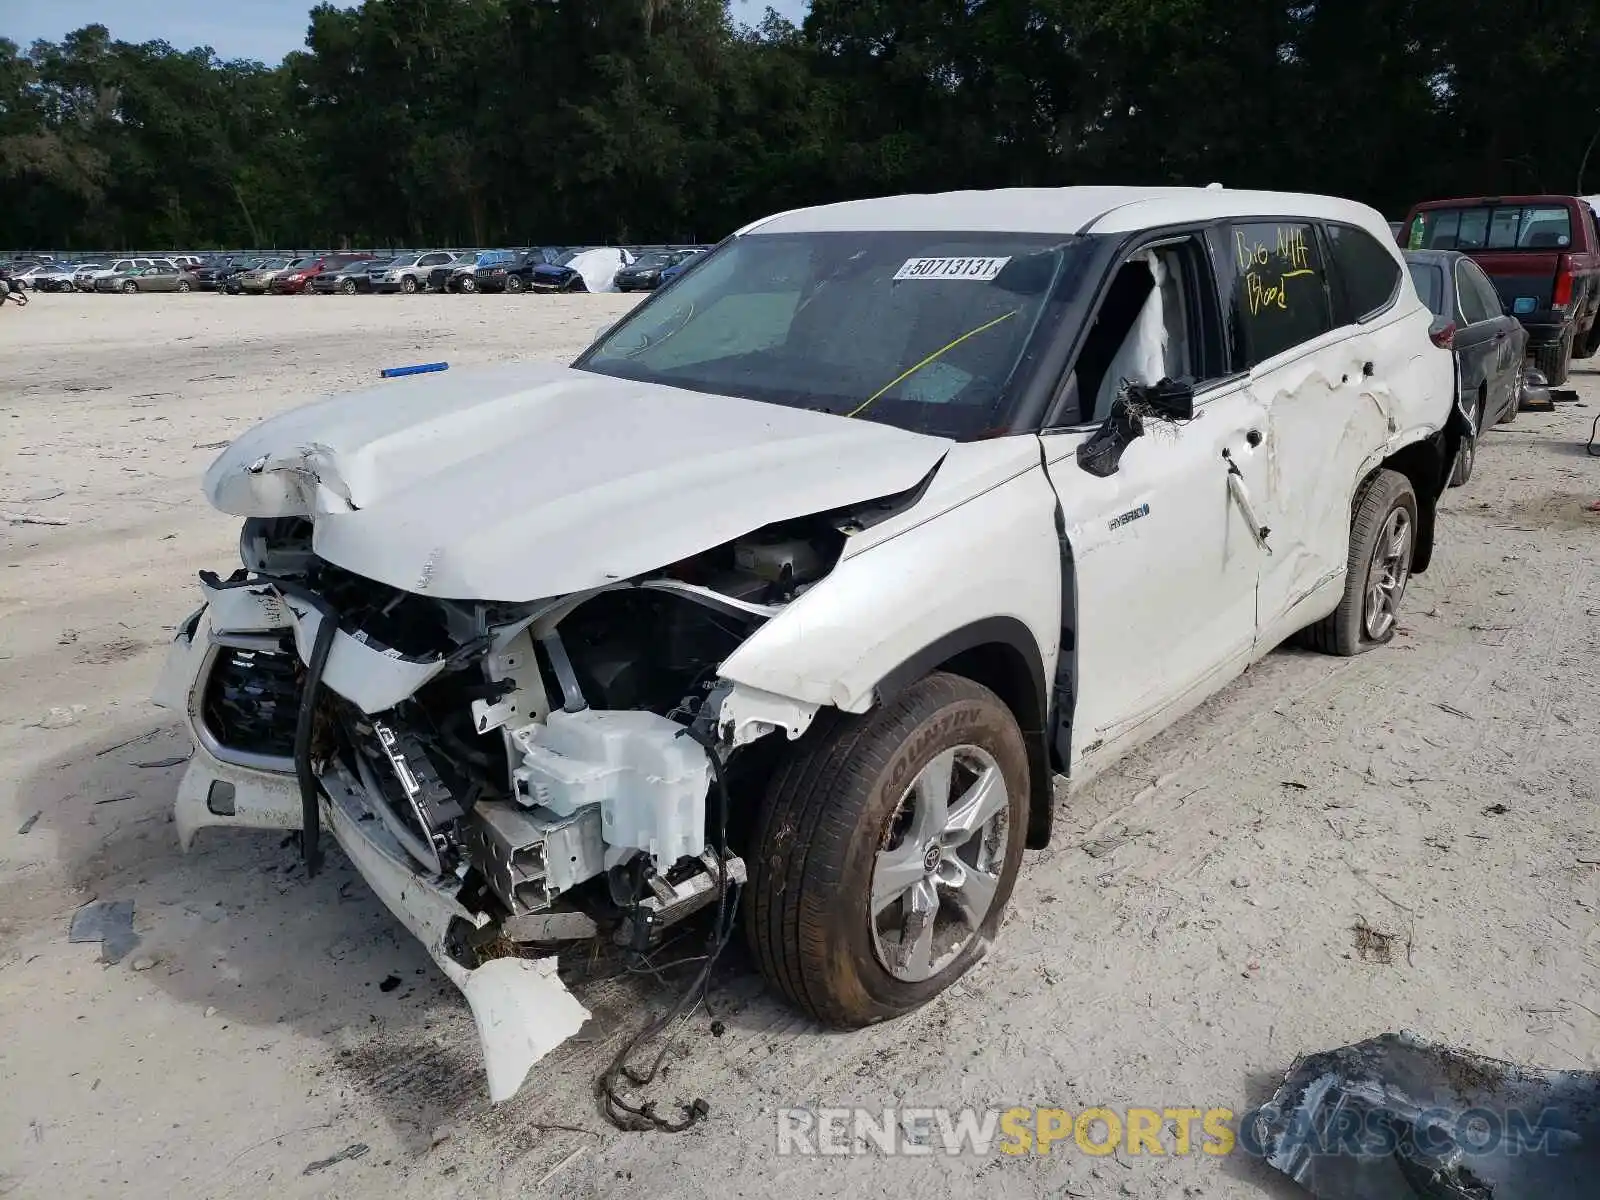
[871,617,1055,850]
[1371,433,1450,574]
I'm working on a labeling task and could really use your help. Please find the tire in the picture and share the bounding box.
[341,279,357,295]
[122,280,137,294]
[1449,390,1483,487]
[1300,469,1418,657]
[1534,332,1570,386]
[504,274,524,294]
[459,276,477,294]
[1574,320,1600,360]
[400,275,418,295]
[747,671,1029,1028]
[1498,369,1522,424]
[176,280,191,294]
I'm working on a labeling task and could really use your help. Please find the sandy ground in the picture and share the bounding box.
[1,291,1598,1200]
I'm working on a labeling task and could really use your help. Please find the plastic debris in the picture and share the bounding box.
[379,362,448,379]
[1245,1031,1600,1198]
[303,1143,369,1175]
[16,811,41,834]
[68,900,140,964]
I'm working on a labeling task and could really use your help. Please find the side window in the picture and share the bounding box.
[1063,234,1226,425]
[1455,262,1494,324]
[1224,221,1333,367]
[1462,260,1504,321]
[1325,223,1402,324]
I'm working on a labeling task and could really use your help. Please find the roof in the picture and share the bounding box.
[743,186,1393,245]
[1401,249,1467,265]
[1409,194,1586,209]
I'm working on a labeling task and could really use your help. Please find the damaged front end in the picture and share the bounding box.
[153,512,852,1102]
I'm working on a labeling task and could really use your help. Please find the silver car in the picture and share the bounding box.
[100,264,198,294]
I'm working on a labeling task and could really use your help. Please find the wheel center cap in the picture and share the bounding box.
[922,844,942,874]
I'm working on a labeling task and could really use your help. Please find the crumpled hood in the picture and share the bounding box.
[204,361,951,600]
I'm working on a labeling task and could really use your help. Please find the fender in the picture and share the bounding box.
[872,616,1056,849]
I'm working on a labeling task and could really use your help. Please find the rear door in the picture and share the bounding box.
[1231,219,1406,646]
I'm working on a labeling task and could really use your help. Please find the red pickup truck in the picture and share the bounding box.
[1400,195,1600,385]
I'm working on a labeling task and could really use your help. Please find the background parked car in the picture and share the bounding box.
[30,263,88,292]
[77,258,166,290]
[370,251,455,293]
[273,253,370,294]
[426,251,479,292]
[1404,249,1528,485]
[309,256,379,294]
[658,251,705,287]
[475,247,566,293]
[93,261,179,292]
[614,248,702,291]
[530,247,634,293]
[220,257,278,293]
[1401,194,1600,385]
[108,263,199,294]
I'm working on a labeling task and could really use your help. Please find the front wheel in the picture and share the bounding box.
[504,274,524,294]
[747,672,1028,1027]
[459,276,477,294]
[341,279,357,295]
[400,275,418,295]
[121,280,137,294]
[1300,469,1417,656]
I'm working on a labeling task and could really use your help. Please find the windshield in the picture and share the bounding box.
[555,250,585,266]
[1408,204,1573,251]
[577,230,1087,439]
[478,250,511,266]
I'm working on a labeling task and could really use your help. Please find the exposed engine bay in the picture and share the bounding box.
[207,511,847,956]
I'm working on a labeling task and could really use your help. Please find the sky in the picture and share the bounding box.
[5,0,810,63]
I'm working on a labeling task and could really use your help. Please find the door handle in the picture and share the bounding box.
[1221,450,1272,553]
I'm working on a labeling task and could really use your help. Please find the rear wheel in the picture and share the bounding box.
[504,274,524,294]
[1498,369,1522,424]
[1300,469,1417,657]
[176,280,191,294]
[1534,332,1571,386]
[747,672,1028,1027]
[1449,390,1483,487]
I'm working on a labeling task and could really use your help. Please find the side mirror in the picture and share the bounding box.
[1076,378,1194,478]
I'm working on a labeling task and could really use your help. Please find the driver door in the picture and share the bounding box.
[1038,232,1270,778]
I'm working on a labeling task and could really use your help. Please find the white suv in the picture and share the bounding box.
[153,186,1458,1101]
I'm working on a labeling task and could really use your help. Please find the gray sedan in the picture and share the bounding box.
[105,264,198,294]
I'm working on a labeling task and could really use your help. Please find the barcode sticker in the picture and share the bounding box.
[893,256,1010,282]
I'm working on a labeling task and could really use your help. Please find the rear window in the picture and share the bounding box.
[1406,263,1447,317]
[1408,204,1572,252]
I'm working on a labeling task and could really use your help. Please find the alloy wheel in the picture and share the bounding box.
[869,745,1010,983]
[1362,507,1413,641]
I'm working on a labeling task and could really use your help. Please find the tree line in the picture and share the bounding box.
[2,0,1598,252]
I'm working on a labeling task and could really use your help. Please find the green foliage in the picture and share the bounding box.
[3,0,1599,251]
